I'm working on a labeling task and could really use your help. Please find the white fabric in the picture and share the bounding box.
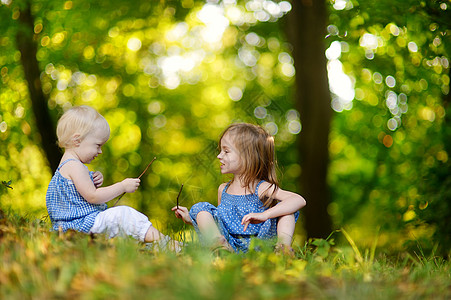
[90,206,152,242]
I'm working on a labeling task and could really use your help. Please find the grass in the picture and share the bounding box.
[1,211,450,300]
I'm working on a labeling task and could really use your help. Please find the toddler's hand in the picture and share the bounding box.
[92,171,104,188]
[171,206,192,225]
[241,212,269,232]
[121,178,140,193]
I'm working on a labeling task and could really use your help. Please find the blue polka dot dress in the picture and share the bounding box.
[189,180,299,253]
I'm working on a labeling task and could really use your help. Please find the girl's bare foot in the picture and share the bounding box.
[211,236,234,253]
[274,244,295,257]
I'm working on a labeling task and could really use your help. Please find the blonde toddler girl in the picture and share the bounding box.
[46,105,180,251]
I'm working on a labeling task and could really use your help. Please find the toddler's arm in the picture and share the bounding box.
[68,161,140,204]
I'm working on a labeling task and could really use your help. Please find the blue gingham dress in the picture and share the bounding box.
[46,159,107,233]
[190,180,298,253]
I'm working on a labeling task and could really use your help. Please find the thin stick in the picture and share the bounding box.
[176,184,184,209]
[138,157,156,178]
[112,157,157,207]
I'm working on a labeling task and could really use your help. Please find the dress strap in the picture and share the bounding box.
[57,159,79,170]
[223,181,231,192]
[254,180,265,195]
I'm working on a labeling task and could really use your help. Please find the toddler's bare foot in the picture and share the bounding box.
[144,235,183,254]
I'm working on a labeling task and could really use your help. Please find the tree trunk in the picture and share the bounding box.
[16,3,61,172]
[443,68,451,155]
[286,0,333,239]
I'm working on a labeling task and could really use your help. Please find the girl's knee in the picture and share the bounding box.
[196,211,214,222]
[189,202,213,220]
[197,210,213,216]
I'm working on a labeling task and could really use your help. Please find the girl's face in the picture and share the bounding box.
[74,128,109,164]
[217,133,241,175]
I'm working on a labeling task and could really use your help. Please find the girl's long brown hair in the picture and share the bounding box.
[220,123,279,208]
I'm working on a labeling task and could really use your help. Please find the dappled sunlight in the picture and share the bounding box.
[359,33,382,60]
[227,86,243,101]
[326,41,355,112]
[197,4,229,45]
[287,120,301,135]
[127,37,142,52]
[110,122,141,154]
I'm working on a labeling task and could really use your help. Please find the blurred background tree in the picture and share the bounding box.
[285,0,333,239]
[0,0,449,253]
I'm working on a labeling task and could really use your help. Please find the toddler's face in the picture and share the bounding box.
[75,128,109,164]
[217,133,241,175]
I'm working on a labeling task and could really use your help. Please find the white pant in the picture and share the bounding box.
[90,206,152,242]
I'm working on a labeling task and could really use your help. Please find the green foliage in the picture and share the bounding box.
[311,237,335,259]
[1,180,13,190]
[326,0,450,249]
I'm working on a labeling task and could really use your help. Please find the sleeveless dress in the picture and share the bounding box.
[46,159,107,233]
[189,180,299,253]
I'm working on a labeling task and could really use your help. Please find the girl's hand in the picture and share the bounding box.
[171,206,192,225]
[92,171,104,188]
[241,212,269,232]
[121,178,141,193]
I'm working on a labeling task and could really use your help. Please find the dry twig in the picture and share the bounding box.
[112,157,156,207]
[176,184,184,209]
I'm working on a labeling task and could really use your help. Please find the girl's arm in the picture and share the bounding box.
[241,182,306,231]
[260,182,306,218]
[172,183,228,225]
[66,161,140,204]
[172,206,192,224]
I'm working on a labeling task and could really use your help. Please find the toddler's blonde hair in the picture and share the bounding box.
[56,105,110,149]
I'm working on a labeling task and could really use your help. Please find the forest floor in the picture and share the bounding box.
[1,210,450,300]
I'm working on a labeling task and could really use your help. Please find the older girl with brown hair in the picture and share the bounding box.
[173,123,306,253]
